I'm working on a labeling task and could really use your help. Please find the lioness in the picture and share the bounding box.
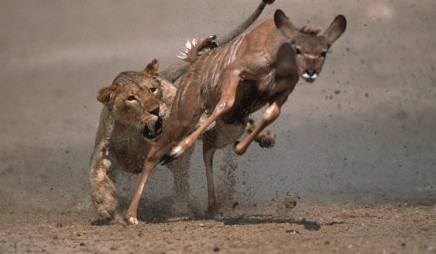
[89,58,276,222]
[89,60,174,221]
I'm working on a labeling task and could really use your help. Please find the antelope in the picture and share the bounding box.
[125,9,347,224]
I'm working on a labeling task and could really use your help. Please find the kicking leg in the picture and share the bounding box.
[124,107,201,224]
[169,69,242,161]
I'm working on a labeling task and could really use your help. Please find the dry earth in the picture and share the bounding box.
[0,0,435,253]
[1,200,435,253]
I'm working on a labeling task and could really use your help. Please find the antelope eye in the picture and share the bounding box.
[295,48,302,55]
[321,51,327,58]
[127,95,136,101]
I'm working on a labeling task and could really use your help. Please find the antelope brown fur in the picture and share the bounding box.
[125,9,347,224]
[160,0,275,83]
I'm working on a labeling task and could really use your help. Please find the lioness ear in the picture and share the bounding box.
[323,15,347,44]
[274,9,298,39]
[144,59,160,77]
[97,84,118,104]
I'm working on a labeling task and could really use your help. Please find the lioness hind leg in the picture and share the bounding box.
[89,158,117,221]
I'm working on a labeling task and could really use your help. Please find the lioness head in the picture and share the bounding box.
[97,59,168,139]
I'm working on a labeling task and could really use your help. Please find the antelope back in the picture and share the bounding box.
[274,9,346,82]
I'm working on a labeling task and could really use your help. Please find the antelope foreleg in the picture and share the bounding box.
[124,145,162,224]
[168,70,241,160]
[124,162,154,224]
[235,102,281,155]
[203,143,219,217]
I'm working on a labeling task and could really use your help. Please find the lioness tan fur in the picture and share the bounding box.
[89,60,175,221]
[89,58,276,221]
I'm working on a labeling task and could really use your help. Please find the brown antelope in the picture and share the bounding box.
[125,9,347,224]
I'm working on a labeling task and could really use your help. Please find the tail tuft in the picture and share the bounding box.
[176,35,217,63]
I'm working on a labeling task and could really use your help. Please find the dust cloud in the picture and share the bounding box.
[0,0,435,217]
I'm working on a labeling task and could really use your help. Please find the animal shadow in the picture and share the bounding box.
[222,215,345,231]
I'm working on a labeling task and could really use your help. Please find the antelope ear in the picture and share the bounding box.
[97,84,118,104]
[274,9,298,39]
[144,59,160,77]
[323,15,347,44]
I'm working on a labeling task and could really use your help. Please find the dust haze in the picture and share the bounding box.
[0,0,435,223]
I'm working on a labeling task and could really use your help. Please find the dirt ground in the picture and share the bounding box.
[1,0,435,253]
[1,199,435,254]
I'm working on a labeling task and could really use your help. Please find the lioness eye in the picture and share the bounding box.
[127,95,136,101]
[150,87,158,94]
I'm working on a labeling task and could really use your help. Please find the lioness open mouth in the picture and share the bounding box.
[143,117,163,139]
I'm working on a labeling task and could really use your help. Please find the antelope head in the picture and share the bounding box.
[274,9,347,83]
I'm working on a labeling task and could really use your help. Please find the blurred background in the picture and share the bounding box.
[0,0,435,215]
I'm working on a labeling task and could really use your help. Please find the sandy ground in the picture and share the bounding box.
[0,0,435,253]
[1,201,435,253]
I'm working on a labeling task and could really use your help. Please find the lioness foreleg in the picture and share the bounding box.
[89,151,118,221]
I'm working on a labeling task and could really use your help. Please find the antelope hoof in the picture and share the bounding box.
[159,146,184,165]
[160,146,185,165]
[207,208,224,221]
[159,152,173,165]
[234,141,247,155]
[126,217,139,225]
[170,145,184,159]
[213,212,224,221]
